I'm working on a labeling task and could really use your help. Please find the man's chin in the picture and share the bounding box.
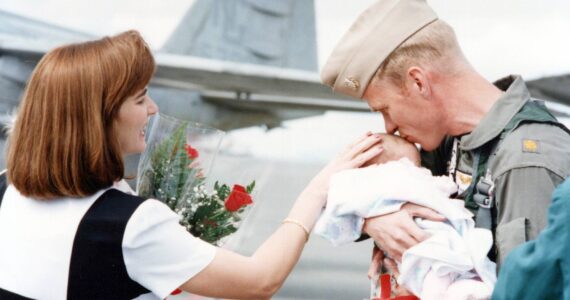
[419,137,447,152]
[420,144,437,152]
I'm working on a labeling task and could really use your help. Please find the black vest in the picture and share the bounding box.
[0,174,151,299]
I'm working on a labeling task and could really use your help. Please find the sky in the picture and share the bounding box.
[1,0,569,162]
[2,0,570,80]
[315,0,570,80]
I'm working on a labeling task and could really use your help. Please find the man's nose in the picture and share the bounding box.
[384,118,397,134]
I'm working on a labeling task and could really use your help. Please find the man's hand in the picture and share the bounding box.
[363,203,445,261]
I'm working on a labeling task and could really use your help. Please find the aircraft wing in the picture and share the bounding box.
[0,37,368,111]
[153,53,367,111]
[3,37,570,115]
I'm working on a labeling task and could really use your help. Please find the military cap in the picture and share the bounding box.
[321,0,438,98]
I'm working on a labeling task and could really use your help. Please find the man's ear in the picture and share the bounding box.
[406,67,431,99]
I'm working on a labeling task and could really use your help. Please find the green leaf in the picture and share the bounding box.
[246,181,256,194]
[139,121,252,246]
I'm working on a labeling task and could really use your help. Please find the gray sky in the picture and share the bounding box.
[316,0,570,80]
[1,0,569,80]
[1,0,569,162]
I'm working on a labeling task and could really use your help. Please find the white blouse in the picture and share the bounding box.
[0,180,217,299]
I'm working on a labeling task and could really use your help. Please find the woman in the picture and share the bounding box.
[0,31,383,299]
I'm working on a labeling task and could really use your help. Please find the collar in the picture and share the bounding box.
[459,75,531,151]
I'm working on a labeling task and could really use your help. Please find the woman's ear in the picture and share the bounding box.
[406,67,431,99]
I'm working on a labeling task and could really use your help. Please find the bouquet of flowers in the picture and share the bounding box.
[137,113,255,246]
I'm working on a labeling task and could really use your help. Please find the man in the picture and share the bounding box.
[321,0,570,266]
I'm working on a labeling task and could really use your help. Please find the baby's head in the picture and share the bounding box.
[366,133,420,166]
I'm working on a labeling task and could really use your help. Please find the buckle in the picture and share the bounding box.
[474,178,494,209]
[473,193,492,209]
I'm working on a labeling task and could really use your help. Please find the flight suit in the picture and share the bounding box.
[421,75,570,266]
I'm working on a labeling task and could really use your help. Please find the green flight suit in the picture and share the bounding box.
[421,75,570,267]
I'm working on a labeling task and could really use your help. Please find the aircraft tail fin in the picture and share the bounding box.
[160,0,318,71]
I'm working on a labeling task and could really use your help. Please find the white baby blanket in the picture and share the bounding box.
[314,158,496,299]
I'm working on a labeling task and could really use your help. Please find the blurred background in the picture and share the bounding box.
[1,0,569,299]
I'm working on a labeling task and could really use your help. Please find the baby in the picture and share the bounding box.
[314,134,495,300]
[364,133,422,167]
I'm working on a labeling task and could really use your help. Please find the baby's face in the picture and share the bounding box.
[365,134,421,166]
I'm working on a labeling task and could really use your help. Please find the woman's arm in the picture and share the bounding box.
[181,133,383,299]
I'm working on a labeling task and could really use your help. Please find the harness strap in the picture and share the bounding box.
[470,100,570,233]
[380,273,391,299]
[473,176,495,231]
[374,274,419,300]
[468,151,494,230]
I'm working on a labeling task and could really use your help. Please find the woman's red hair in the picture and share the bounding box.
[7,30,155,199]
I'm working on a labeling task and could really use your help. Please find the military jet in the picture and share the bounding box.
[0,0,369,133]
[1,0,569,130]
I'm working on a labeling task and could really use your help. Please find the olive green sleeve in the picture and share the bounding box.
[493,166,565,266]
[490,122,570,267]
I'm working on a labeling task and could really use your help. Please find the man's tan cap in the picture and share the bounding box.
[321,0,438,99]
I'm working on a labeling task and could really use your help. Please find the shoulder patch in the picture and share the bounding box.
[491,123,570,178]
[522,139,540,153]
[455,170,472,195]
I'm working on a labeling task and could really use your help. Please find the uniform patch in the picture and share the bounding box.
[455,170,472,195]
[522,139,540,153]
[344,77,360,90]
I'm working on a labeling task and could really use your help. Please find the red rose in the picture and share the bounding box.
[170,288,182,295]
[184,144,199,159]
[224,184,253,212]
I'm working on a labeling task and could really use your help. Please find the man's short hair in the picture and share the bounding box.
[376,19,461,87]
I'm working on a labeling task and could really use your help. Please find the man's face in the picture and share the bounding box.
[362,77,447,151]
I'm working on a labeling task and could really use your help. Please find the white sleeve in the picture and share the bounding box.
[123,199,217,298]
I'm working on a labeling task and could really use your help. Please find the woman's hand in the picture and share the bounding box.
[306,132,384,197]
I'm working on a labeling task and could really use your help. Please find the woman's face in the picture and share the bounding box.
[115,88,158,156]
